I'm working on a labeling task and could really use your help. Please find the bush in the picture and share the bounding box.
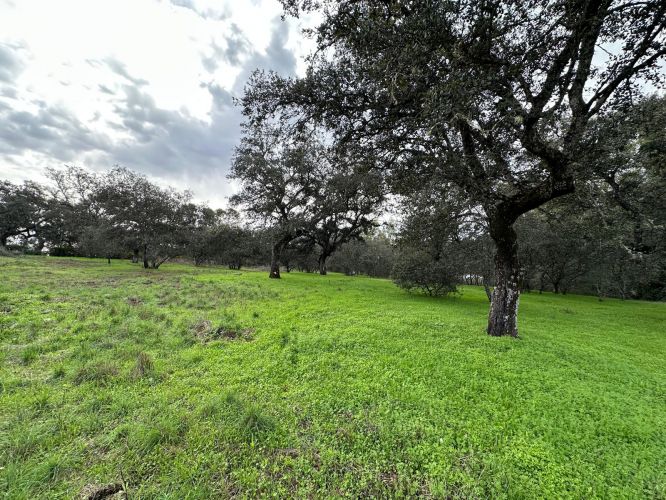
[392,250,458,297]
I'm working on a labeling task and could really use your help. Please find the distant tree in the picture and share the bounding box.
[309,148,384,274]
[230,123,322,278]
[522,213,590,294]
[392,249,458,297]
[243,0,666,336]
[190,221,260,269]
[41,165,103,255]
[0,180,48,248]
[97,167,191,269]
[328,232,396,277]
[457,235,495,301]
[78,224,124,263]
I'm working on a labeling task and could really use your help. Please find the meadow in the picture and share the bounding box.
[0,256,664,498]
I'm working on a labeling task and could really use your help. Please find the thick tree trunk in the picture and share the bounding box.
[487,222,520,337]
[318,254,328,275]
[132,248,139,263]
[142,244,149,269]
[269,244,281,279]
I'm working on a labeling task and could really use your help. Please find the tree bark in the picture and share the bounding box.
[142,244,149,269]
[318,254,328,275]
[132,248,139,263]
[487,222,520,337]
[269,243,281,279]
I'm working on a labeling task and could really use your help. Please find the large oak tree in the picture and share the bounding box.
[241,0,666,336]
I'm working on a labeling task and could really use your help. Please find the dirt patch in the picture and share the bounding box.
[80,483,126,499]
[191,319,254,343]
[214,326,254,341]
[192,319,213,342]
[274,447,300,459]
[126,296,143,306]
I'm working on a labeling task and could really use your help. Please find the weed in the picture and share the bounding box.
[51,365,66,379]
[21,346,39,365]
[131,416,187,454]
[240,404,274,438]
[73,361,119,386]
[131,352,154,379]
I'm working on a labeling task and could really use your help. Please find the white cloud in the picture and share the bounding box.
[0,0,315,207]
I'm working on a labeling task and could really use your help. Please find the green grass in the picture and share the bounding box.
[0,256,664,498]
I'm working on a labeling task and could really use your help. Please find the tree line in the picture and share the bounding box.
[1,94,664,302]
[1,1,664,338]
[0,163,383,272]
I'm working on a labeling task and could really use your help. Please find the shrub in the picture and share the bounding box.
[392,250,458,297]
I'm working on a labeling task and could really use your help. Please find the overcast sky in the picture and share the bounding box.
[0,0,313,207]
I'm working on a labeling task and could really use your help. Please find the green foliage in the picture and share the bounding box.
[0,255,664,498]
[392,250,458,297]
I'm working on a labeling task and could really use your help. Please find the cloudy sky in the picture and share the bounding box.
[0,0,313,207]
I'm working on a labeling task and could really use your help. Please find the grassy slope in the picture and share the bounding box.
[0,256,664,498]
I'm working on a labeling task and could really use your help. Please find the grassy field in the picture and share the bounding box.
[0,256,664,498]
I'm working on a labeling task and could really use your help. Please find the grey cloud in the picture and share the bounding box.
[264,19,297,75]
[204,82,234,110]
[0,101,111,161]
[105,58,149,86]
[201,42,222,73]
[86,58,149,87]
[0,18,298,205]
[169,0,230,21]
[1,86,18,99]
[230,17,297,94]
[98,84,115,95]
[106,82,241,179]
[0,42,25,83]
[224,24,252,65]
[202,24,252,73]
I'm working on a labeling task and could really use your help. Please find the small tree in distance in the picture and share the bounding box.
[392,250,458,297]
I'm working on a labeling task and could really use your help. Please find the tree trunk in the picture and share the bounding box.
[269,243,281,279]
[482,277,492,302]
[318,254,328,275]
[142,244,149,269]
[487,222,520,337]
[132,248,139,263]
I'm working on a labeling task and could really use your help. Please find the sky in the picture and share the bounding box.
[0,0,314,207]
